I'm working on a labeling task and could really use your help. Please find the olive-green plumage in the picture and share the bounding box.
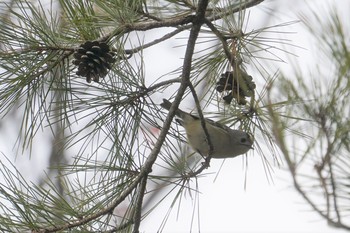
[161,99,253,158]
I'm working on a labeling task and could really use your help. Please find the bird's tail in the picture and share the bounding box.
[160,99,187,119]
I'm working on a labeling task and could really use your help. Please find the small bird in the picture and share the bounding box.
[160,99,253,158]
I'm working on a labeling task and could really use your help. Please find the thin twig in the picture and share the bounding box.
[125,27,189,55]
[99,15,195,42]
[98,0,265,43]
[206,0,265,22]
[108,78,181,108]
[188,82,213,155]
[99,218,134,233]
[132,175,148,233]
[266,85,350,230]
[204,19,240,68]
[328,160,341,223]
[187,82,212,176]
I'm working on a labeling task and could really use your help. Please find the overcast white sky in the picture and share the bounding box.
[0,0,349,232]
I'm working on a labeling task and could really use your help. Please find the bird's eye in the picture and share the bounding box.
[240,138,247,143]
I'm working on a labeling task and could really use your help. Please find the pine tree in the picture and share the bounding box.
[0,0,349,232]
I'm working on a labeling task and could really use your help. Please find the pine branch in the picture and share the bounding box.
[28,0,210,231]
[3,0,327,232]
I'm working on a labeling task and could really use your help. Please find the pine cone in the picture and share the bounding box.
[235,71,256,97]
[216,69,256,105]
[216,71,234,93]
[73,41,116,83]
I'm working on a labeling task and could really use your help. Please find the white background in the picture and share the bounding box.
[0,0,349,232]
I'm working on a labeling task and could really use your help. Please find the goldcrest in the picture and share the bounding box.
[161,99,253,158]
